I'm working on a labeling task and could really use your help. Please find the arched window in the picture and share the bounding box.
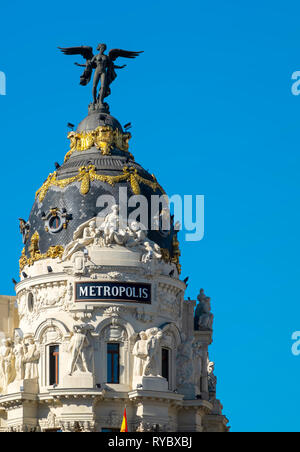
[27,292,34,312]
[97,322,131,386]
[160,324,182,391]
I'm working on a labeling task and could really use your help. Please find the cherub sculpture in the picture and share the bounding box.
[58,43,143,108]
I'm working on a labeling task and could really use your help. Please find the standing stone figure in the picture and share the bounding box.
[194,289,214,331]
[24,337,40,380]
[207,360,217,395]
[14,332,25,381]
[0,339,15,392]
[144,328,163,377]
[132,331,148,377]
[68,325,90,375]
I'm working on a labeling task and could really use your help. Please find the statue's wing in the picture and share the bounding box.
[58,46,94,86]
[58,46,94,61]
[108,49,143,62]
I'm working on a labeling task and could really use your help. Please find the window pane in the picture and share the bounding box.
[113,353,119,383]
[107,352,112,382]
[49,216,61,230]
[162,348,169,381]
[49,345,59,385]
[107,343,120,384]
[108,343,119,352]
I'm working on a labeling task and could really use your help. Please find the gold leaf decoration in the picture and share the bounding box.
[35,165,164,202]
[160,248,171,263]
[19,232,64,272]
[65,126,132,161]
[171,232,181,274]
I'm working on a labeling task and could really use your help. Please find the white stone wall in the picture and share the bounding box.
[0,238,228,432]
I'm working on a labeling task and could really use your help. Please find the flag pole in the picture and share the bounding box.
[120,405,128,432]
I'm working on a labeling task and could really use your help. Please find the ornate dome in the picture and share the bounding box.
[20,109,180,272]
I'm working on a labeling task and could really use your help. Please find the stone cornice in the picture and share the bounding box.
[128,389,184,404]
[0,392,37,408]
[182,399,213,414]
[15,272,68,293]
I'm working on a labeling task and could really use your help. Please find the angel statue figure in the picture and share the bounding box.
[58,43,143,108]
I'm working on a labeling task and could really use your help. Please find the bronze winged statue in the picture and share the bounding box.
[58,43,143,109]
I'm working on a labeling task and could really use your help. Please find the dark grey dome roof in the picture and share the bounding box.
[23,111,176,258]
[76,110,123,133]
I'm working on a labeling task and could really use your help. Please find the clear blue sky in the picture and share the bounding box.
[1,0,300,432]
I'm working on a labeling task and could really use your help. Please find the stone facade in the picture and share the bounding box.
[0,104,229,432]
[0,233,229,432]
[0,296,19,341]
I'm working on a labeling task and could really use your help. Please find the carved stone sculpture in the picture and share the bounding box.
[194,288,214,331]
[60,206,163,268]
[23,337,40,380]
[68,325,90,375]
[62,218,100,261]
[207,360,217,395]
[124,221,147,248]
[44,412,58,431]
[132,331,148,377]
[0,339,15,392]
[14,331,25,381]
[132,328,163,378]
[100,206,162,262]
[141,241,162,263]
[102,205,126,246]
[144,328,163,377]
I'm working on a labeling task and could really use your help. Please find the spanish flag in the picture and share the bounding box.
[120,407,128,432]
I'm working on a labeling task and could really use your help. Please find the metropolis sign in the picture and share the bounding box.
[75,281,152,304]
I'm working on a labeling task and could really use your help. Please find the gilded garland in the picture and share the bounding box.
[36,165,164,203]
[65,126,132,161]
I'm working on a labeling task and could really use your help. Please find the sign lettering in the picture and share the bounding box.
[75,282,151,304]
